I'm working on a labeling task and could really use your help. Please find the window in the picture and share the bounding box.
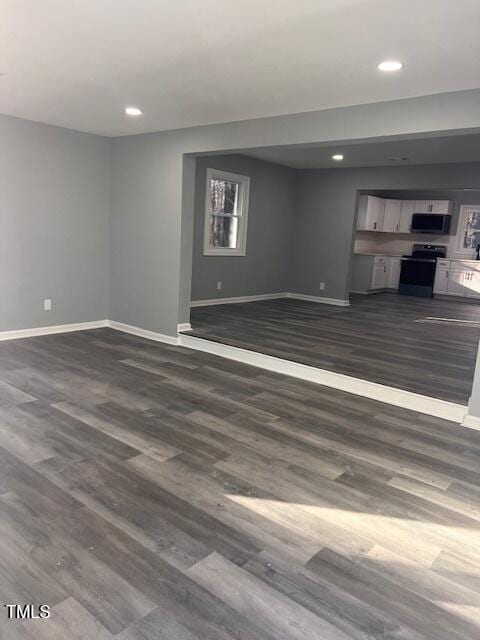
[456,205,480,256]
[203,168,250,256]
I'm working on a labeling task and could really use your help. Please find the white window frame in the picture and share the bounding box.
[455,204,480,257]
[203,168,250,256]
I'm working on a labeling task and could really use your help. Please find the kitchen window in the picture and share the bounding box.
[203,168,250,256]
[456,205,480,256]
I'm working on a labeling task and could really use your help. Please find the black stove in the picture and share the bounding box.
[399,244,447,298]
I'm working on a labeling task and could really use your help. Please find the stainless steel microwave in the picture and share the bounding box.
[411,213,451,234]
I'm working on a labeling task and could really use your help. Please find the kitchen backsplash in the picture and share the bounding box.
[354,230,474,259]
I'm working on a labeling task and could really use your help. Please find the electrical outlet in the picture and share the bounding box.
[217,281,222,291]
[319,282,326,291]
[44,298,52,311]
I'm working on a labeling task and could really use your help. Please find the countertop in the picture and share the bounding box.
[354,252,480,263]
[354,252,403,257]
[355,251,403,258]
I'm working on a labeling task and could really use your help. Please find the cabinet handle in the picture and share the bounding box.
[396,223,399,231]
[374,222,377,230]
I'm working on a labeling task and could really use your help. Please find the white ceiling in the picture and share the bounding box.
[2,0,480,137]
[241,133,480,169]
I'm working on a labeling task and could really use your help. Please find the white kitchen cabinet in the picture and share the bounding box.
[466,272,480,299]
[447,269,468,296]
[356,195,385,231]
[414,200,431,214]
[387,257,401,289]
[371,257,389,289]
[433,267,449,294]
[433,260,480,299]
[356,198,452,234]
[414,199,452,214]
[431,200,452,214]
[448,268,480,298]
[398,200,415,233]
[382,199,402,232]
[351,254,402,293]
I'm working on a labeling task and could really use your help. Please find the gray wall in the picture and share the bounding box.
[4,89,480,336]
[191,154,296,302]
[1,115,110,331]
[469,345,480,419]
[290,163,480,300]
[109,89,480,336]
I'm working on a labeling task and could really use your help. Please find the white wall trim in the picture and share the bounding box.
[177,322,192,333]
[203,168,250,257]
[286,292,350,306]
[0,316,471,425]
[0,320,108,342]
[190,292,350,308]
[462,413,480,431]
[190,292,288,307]
[107,320,179,345]
[178,334,467,423]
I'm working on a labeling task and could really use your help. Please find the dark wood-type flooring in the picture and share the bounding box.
[187,293,480,405]
[1,328,480,638]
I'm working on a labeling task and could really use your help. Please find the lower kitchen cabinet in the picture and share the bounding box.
[388,257,401,289]
[352,255,480,299]
[433,260,480,298]
[466,271,480,299]
[351,254,401,293]
[446,269,468,296]
[433,267,449,294]
[372,257,389,289]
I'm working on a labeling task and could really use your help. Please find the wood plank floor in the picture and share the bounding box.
[1,328,480,639]
[187,293,480,404]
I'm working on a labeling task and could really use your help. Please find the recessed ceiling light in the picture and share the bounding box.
[332,154,344,161]
[125,106,142,116]
[378,60,403,72]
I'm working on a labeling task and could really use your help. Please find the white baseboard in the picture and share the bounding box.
[178,334,467,423]
[0,319,108,342]
[462,413,480,431]
[190,292,288,308]
[191,292,350,308]
[177,322,192,333]
[0,315,470,424]
[107,320,179,346]
[286,293,350,306]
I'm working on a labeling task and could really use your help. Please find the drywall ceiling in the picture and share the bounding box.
[2,0,480,136]
[241,133,480,169]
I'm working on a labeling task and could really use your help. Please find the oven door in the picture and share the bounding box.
[399,258,436,297]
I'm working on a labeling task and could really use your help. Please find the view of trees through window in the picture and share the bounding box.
[209,178,240,248]
[463,210,480,250]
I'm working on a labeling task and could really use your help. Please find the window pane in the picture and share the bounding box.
[210,178,240,215]
[209,214,239,249]
[463,211,480,249]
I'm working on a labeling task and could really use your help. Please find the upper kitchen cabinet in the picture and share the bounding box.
[356,195,385,231]
[414,199,452,214]
[382,199,402,232]
[356,197,453,233]
[398,200,415,233]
